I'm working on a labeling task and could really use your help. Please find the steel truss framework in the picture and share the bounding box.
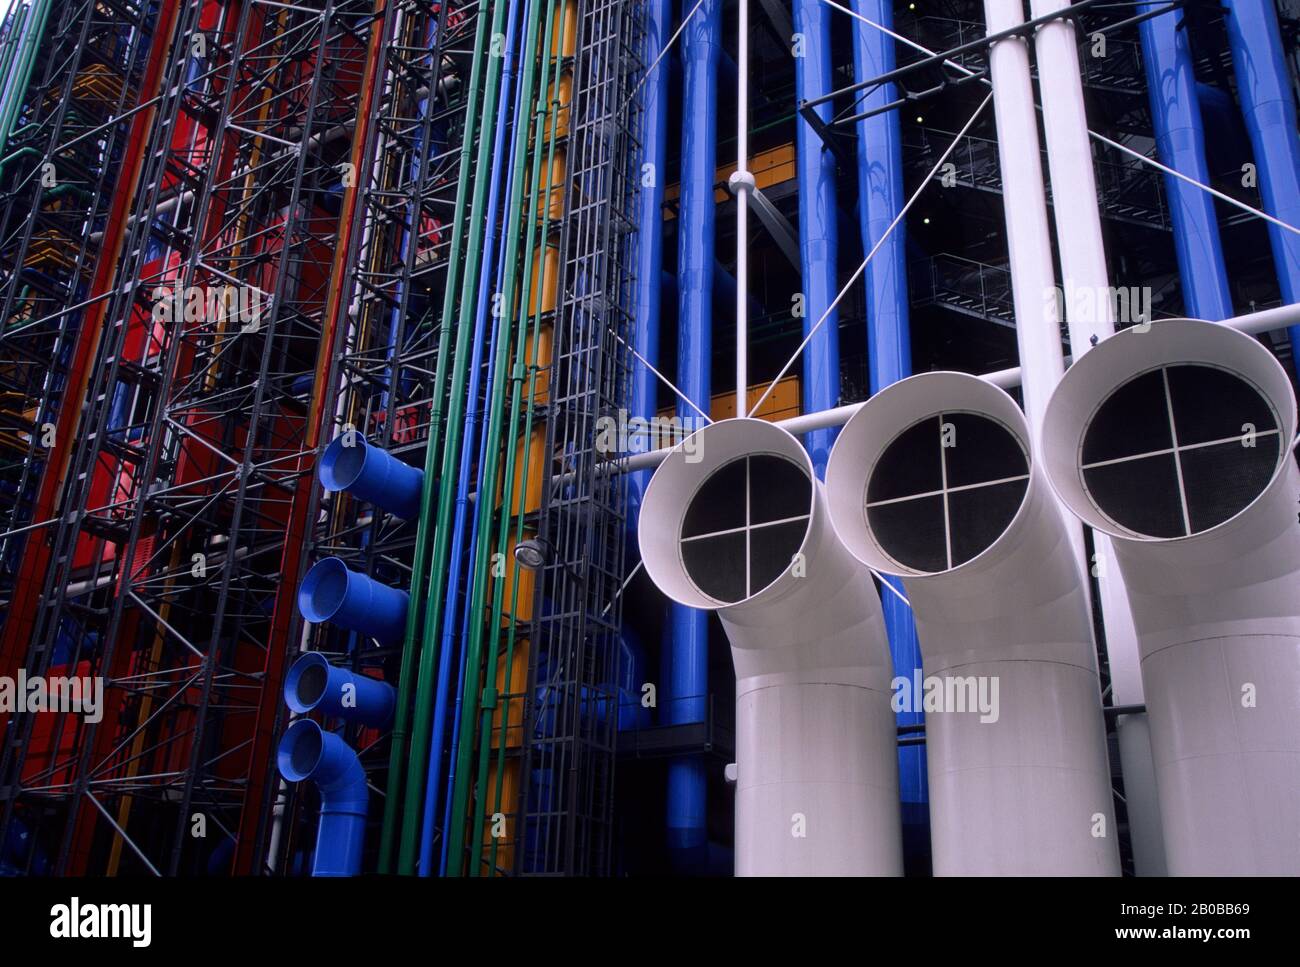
[513,0,641,877]
[271,0,484,875]
[0,0,387,876]
[0,0,160,651]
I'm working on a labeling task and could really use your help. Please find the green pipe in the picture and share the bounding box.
[0,5,32,130]
[477,0,571,877]
[377,1,493,874]
[0,0,53,172]
[394,0,510,876]
[444,0,548,877]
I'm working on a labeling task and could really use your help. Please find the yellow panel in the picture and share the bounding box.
[658,375,802,423]
[543,72,572,141]
[529,242,560,314]
[551,0,579,56]
[489,636,530,747]
[480,758,521,874]
[498,423,547,517]
[664,143,797,216]
[527,322,553,405]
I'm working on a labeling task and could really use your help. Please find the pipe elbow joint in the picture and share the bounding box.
[277,719,369,876]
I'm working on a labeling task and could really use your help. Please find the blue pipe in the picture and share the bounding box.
[284,652,396,728]
[1223,0,1300,362]
[852,0,927,831]
[794,0,840,476]
[298,557,409,644]
[624,0,672,770]
[438,142,522,875]
[666,0,719,867]
[277,719,369,877]
[319,434,425,520]
[417,0,525,877]
[628,0,670,531]
[1138,1,1234,320]
[659,262,762,333]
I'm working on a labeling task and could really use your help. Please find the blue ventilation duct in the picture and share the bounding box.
[794,0,840,476]
[852,0,928,836]
[1223,0,1300,361]
[1138,1,1233,320]
[666,0,720,868]
[318,435,424,520]
[297,557,410,644]
[277,719,369,877]
[284,652,396,728]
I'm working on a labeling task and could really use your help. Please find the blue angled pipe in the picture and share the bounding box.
[319,434,424,520]
[794,0,841,476]
[852,0,928,835]
[284,652,396,728]
[278,719,369,877]
[666,0,720,868]
[298,557,409,644]
[1223,0,1300,363]
[1138,1,1233,320]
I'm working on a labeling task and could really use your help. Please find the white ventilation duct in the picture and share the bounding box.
[638,417,902,876]
[1041,319,1300,875]
[825,372,1119,875]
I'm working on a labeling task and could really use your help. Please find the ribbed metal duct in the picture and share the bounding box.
[825,372,1119,875]
[639,418,902,876]
[1042,319,1300,874]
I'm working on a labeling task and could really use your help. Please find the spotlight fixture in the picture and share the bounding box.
[513,537,556,571]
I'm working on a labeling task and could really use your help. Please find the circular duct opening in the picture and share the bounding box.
[678,453,813,604]
[295,662,328,709]
[319,436,368,492]
[865,412,1029,573]
[278,720,324,782]
[1079,363,1281,539]
[298,558,349,624]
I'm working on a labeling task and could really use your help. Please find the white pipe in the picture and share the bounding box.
[1042,319,1300,874]
[730,0,750,412]
[982,0,1063,433]
[1030,0,1112,345]
[638,417,902,876]
[825,372,1119,875]
[1030,0,1165,874]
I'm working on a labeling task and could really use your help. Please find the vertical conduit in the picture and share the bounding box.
[1137,1,1233,320]
[851,0,926,837]
[667,0,720,867]
[1222,0,1300,363]
[418,0,525,876]
[625,0,671,762]
[793,0,840,476]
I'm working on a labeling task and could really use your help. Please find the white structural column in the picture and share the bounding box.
[1030,0,1112,344]
[1029,0,1166,875]
[729,0,752,411]
[982,0,1063,433]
